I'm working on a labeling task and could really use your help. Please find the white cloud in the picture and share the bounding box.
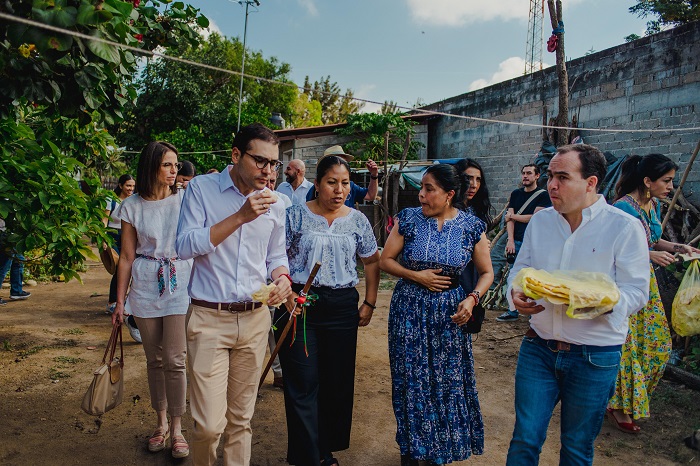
[468,56,550,91]
[201,18,222,39]
[406,0,584,26]
[297,0,319,17]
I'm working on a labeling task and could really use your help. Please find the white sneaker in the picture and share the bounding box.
[124,316,142,343]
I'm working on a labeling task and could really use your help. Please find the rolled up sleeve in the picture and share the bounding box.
[176,182,215,260]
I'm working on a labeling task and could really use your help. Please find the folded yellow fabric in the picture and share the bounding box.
[252,283,278,306]
[514,267,620,319]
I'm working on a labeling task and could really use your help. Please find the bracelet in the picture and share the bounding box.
[370,175,379,180]
[362,300,376,310]
[673,244,683,252]
[280,273,293,285]
[468,291,480,305]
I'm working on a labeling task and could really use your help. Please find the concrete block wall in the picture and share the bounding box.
[423,22,700,210]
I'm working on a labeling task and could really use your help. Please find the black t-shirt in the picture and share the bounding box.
[508,188,552,242]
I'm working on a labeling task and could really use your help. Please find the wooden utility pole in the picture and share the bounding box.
[547,0,569,146]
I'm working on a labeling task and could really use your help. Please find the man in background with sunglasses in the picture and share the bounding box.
[176,123,293,466]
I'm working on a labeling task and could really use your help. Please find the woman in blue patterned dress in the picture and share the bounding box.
[607,154,699,432]
[380,164,494,466]
[274,154,380,466]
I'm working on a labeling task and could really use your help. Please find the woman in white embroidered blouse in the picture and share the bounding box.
[275,155,380,466]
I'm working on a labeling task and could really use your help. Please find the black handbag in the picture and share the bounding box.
[460,261,485,334]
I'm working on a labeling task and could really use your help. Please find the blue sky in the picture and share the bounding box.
[187,0,648,113]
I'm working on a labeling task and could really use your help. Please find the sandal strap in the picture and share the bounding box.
[172,435,189,451]
[149,428,169,443]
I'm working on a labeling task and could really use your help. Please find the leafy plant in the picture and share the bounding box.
[0,0,206,280]
[335,113,423,162]
[630,0,700,35]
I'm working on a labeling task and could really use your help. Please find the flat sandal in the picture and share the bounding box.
[171,434,190,458]
[148,427,170,452]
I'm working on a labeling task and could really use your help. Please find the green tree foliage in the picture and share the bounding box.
[630,0,700,35]
[301,75,364,125]
[290,89,323,128]
[116,32,297,172]
[335,113,423,163]
[380,100,400,115]
[0,0,205,279]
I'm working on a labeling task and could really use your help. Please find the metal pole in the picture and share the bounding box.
[236,1,250,132]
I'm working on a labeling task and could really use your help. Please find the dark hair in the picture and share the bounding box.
[315,155,350,183]
[454,158,492,224]
[178,160,196,178]
[614,153,678,202]
[423,164,468,210]
[136,141,178,199]
[556,144,607,189]
[232,123,279,154]
[114,174,134,196]
[522,163,540,175]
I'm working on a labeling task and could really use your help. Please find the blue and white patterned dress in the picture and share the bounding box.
[389,207,485,463]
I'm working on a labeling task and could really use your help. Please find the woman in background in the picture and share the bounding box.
[176,160,196,189]
[112,142,192,458]
[608,153,699,433]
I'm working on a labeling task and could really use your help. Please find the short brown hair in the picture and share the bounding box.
[231,123,279,154]
[556,144,607,189]
[136,141,179,199]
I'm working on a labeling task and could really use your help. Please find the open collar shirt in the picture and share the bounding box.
[276,178,313,205]
[507,195,650,346]
[176,166,288,303]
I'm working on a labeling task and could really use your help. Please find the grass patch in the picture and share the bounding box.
[2,340,12,351]
[54,356,83,365]
[64,328,86,335]
[48,367,71,379]
[18,345,45,357]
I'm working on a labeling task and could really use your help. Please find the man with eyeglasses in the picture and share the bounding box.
[176,123,293,466]
[277,158,313,205]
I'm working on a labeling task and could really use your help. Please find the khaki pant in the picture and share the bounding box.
[133,315,187,417]
[186,303,270,466]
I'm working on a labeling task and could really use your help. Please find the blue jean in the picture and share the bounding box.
[506,336,622,466]
[0,252,25,296]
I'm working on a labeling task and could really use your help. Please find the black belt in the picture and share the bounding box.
[525,327,622,353]
[191,299,263,313]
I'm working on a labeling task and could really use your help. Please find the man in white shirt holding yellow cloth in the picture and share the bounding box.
[505,144,650,466]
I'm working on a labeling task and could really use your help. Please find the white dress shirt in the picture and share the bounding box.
[276,178,313,205]
[176,167,288,302]
[507,195,650,346]
[275,191,292,209]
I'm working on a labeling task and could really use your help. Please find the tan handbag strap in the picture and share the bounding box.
[102,323,123,366]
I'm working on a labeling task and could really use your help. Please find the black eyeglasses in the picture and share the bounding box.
[161,162,183,170]
[244,152,283,171]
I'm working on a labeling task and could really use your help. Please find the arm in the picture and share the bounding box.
[358,251,380,326]
[363,160,379,201]
[112,220,136,325]
[505,208,516,254]
[176,180,276,259]
[379,222,452,290]
[509,206,546,224]
[605,221,651,329]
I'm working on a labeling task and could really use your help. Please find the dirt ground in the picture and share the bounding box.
[1,257,698,466]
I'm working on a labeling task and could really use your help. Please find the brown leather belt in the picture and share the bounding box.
[525,327,622,353]
[191,299,263,313]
